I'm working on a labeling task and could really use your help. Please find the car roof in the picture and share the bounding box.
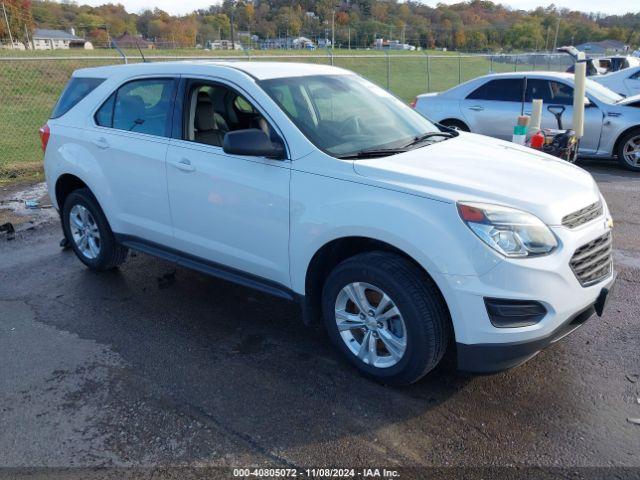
[476,71,574,81]
[73,60,351,81]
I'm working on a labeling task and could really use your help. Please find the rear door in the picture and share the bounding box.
[90,77,177,246]
[461,78,524,140]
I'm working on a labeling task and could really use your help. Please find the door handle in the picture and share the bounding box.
[468,105,484,111]
[92,137,109,149]
[172,158,195,172]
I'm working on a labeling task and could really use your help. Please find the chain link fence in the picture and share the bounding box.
[0,52,572,183]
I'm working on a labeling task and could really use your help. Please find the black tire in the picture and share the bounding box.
[61,188,128,271]
[321,251,450,386]
[616,129,640,172]
[439,119,469,132]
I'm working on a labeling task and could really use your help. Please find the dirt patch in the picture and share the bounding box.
[0,181,57,233]
[0,162,45,185]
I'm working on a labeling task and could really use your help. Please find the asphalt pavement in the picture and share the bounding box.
[0,159,638,479]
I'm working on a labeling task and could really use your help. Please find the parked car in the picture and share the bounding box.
[558,46,606,76]
[413,71,640,171]
[43,62,615,385]
[598,56,640,73]
[565,56,640,76]
[592,65,640,98]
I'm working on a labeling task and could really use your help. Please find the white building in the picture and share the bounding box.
[32,29,88,50]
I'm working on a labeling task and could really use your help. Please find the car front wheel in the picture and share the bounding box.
[617,129,640,172]
[321,252,450,385]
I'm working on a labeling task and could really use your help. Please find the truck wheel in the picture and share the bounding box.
[616,129,640,172]
[61,188,128,271]
[321,251,450,385]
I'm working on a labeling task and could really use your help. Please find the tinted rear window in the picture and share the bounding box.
[467,79,523,102]
[51,77,105,119]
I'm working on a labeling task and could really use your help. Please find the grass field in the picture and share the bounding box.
[0,49,571,184]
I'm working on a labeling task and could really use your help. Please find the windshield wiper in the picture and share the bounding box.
[402,131,455,149]
[338,148,407,159]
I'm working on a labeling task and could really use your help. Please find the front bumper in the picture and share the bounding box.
[456,273,616,373]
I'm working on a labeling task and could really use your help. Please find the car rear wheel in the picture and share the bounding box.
[321,252,450,385]
[616,129,640,172]
[62,188,128,271]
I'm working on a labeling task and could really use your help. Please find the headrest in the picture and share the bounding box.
[119,94,145,116]
[195,94,217,131]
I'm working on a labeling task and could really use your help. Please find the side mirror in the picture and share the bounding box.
[223,129,286,159]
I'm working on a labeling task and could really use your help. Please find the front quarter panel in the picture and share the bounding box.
[288,154,502,298]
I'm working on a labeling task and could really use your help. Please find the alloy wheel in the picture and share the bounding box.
[334,282,407,368]
[622,135,640,168]
[69,204,101,260]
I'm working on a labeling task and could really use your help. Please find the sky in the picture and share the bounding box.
[73,0,637,17]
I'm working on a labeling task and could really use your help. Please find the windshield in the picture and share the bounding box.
[585,78,623,104]
[259,74,441,157]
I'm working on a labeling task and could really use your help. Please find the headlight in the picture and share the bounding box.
[457,202,558,258]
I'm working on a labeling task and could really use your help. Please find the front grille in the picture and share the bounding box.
[570,232,613,287]
[562,201,603,229]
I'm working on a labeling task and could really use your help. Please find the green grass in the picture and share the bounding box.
[0,50,570,184]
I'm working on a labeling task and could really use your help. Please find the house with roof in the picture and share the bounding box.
[114,33,155,49]
[575,40,628,55]
[32,28,91,50]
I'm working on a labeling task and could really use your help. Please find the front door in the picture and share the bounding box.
[166,80,291,287]
[525,79,603,154]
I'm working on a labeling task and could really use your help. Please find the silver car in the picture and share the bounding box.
[413,71,640,171]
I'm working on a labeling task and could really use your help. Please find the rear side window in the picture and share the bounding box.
[467,79,523,102]
[94,78,176,137]
[51,77,105,119]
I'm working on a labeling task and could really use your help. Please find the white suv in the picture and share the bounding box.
[43,61,616,385]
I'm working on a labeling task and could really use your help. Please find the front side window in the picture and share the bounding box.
[467,79,523,102]
[526,80,573,105]
[259,74,441,157]
[51,77,105,119]
[184,82,279,148]
[94,78,175,137]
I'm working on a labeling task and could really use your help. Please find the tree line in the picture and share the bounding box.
[1,0,639,51]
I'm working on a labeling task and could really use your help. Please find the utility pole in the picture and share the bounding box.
[331,9,335,50]
[230,10,235,50]
[24,23,30,49]
[552,17,560,51]
[348,25,350,50]
[545,25,550,51]
[2,2,14,48]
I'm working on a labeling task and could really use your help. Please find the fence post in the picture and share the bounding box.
[426,53,431,93]
[385,50,390,91]
[327,49,334,66]
[490,55,493,73]
[458,53,462,84]
[548,55,551,71]
[514,54,518,72]
[532,53,537,70]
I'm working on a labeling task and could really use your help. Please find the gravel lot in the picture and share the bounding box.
[0,160,639,479]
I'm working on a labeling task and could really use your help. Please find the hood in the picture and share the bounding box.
[353,132,600,226]
[616,93,640,107]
